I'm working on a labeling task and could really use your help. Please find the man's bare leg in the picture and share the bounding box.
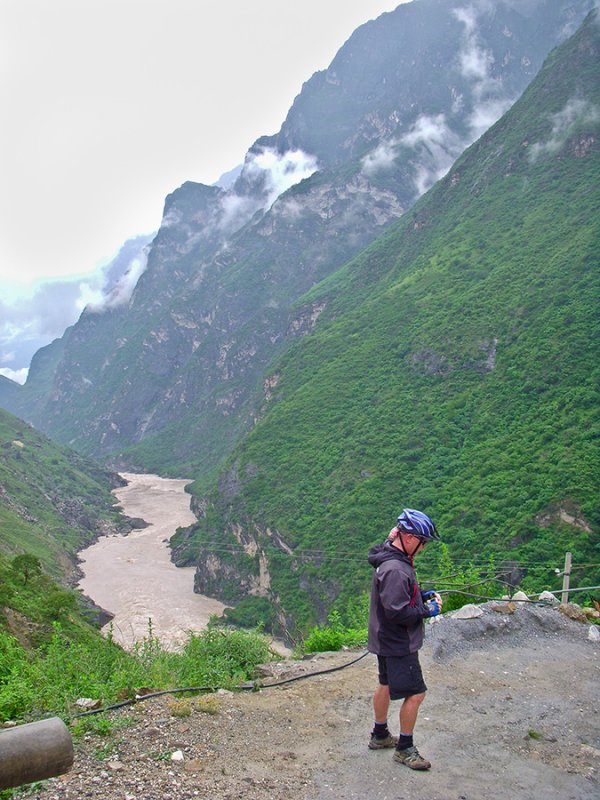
[373,683,391,723]
[399,691,426,734]
[394,692,431,769]
[369,684,398,749]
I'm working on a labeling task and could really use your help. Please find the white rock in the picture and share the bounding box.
[588,625,600,642]
[75,697,102,710]
[171,750,185,762]
[452,604,484,619]
[511,591,529,602]
[538,591,559,603]
[581,743,600,757]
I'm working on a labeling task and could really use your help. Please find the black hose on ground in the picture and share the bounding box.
[72,651,371,719]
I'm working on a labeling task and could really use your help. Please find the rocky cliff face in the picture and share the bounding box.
[179,9,600,631]
[3,0,594,477]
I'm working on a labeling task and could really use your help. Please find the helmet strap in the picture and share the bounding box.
[396,531,421,563]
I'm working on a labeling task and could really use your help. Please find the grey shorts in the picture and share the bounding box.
[377,653,427,700]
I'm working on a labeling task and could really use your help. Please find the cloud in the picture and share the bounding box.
[0,280,83,381]
[454,7,493,83]
[360,5,524,199]
[468,96,514,140]
[399,114,465,195]
[453,5,514,140]
[217,146,319,233]
[0,366,28,385]
[1,144,318,380]
[86,245,150,312]
[528,97,600,161]
[218,193,264,233]
[160,207,182,229]
[362,140,399,176]
[0,235,153,376]
[244,147,319,207]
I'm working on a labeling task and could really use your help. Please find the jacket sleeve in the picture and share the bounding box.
[377,565,427,626]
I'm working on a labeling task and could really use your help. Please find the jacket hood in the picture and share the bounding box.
[368,540,412,569]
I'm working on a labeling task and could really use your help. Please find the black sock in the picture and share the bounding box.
[372,722,390,738]
[396,733,413,750]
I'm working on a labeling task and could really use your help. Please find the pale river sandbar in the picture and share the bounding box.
[77,472,226,650]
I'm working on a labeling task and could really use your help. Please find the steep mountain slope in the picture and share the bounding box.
[0,376,19,406]
[172,12,600,632]
[1,0,593,478]
[0,407,123,580]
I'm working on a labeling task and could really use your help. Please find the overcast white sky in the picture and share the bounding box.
[1,0,407,300]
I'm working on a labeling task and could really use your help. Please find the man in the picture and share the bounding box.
[367,508,442,770]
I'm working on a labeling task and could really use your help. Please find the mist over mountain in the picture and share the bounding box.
[1,0,593,478]
[0,234,153,385]
[171,9,600,632]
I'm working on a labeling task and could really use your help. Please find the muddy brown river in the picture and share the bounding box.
[77,472,226,650]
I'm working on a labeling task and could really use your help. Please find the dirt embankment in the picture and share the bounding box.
[30,604,599,800]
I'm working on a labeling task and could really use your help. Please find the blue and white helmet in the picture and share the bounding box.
[397,508,440,541]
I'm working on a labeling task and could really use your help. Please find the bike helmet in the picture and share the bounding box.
[396,508,440,540]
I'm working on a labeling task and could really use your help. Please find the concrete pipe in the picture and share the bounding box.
[0,717,74,790]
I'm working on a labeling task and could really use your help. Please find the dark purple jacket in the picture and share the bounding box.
[367,541,429,656]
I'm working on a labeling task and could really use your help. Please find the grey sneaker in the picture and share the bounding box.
[368,733,398,750]
[393,745,431,770]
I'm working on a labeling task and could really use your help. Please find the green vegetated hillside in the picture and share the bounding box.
[175,13,600,632]
[0,547,274,723]
[0,407,122,580]
[1,0,592,480]
[0,415,275,725]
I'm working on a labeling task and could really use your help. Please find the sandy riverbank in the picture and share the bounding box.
[77,472,226,650]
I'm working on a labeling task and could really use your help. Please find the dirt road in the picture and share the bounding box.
[77,473,225,649]
[34,603,599,800]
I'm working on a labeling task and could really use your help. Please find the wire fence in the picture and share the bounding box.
[193,537,599,605]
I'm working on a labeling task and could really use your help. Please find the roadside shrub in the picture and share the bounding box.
[0,623,273,721]
[303,610,367,653]
[176,627,272,688]
[0,632,36,720]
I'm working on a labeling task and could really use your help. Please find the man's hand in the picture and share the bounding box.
[421,590,443,609]
[425,599,442,617]
[424,591,443,617]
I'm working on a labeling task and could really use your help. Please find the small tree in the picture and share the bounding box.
[11,554,42,585]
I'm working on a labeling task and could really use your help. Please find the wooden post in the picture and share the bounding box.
[0,717,73,790]
[561,552,572,604]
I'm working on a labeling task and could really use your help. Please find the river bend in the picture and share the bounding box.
[77,472,225,650]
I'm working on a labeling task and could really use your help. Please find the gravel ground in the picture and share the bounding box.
[26,604,599,800]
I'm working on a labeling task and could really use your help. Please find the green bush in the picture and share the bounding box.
[0,622,273,722]
[303,610,367,653]
[177,627,273,688]
[0,632,36,719]
[222,596,277,631]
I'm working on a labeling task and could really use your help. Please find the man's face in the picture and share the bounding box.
[399,531,427,556]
